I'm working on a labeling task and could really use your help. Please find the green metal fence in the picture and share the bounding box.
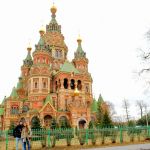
[0,126,150,150]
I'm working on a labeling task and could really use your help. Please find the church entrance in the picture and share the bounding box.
[44,115,53,127]
[59,116,70,128]
[78,119,86,129]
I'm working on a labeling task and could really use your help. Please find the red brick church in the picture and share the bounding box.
[0,4,95,130]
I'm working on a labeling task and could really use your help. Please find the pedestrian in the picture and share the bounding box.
[21,122,31,150]
[13,121,24,150]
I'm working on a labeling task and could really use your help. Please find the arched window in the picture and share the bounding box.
[59,116,70,128]
[22,105,29,113]
[35,82,38,89]
[85,85,89,93]
[55,50,59,58]
[37,58,40,63]
[31,116,41,129]
[65,99,67,111]
[58,50,62,58]
[70,79,75,89]
[43,82,46,88]
[63,78,68,89]
[55,81,58,91]
[11,106,19,114]
[77,80,82,90]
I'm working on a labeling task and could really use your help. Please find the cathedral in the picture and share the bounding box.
[0,4,95,130]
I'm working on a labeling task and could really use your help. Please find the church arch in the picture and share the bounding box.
[58,116,70,128]
[44,115,53,127]
[77,117,87,129]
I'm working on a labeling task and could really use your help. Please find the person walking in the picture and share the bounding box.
[13,121,24,150]
[21,122,31,150]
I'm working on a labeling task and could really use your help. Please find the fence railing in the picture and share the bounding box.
[0,126,150,150]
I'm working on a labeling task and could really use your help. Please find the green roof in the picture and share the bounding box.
[10,87,18,99]
[38,37,45,47]
[25,51,32,61]
[44,94,53,105]
[23,51,33,67]
[91,98,98,112]
[2,96,6,105]
[16,78,23,89]
[0,108,4,116]
[75,41,86,59]
[60,61,80,74]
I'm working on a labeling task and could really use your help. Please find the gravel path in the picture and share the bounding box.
[84,144,150,150]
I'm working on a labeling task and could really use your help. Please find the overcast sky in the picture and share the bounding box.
[0,0,150,119]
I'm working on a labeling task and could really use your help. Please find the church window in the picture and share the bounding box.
[58,50,62,58]
[70,79,75,89]
[37,58,40,63]
[77,80,82,90]
[55,50,62,58]
[63,78,68,89]
[35,82,38,89]
[85,84,89,93]
[22,105,29,113]
[65,99,67,111]
[55,81,58,91]
[11,106,19,114]
[55,50,59,58]
[43,82,46,88]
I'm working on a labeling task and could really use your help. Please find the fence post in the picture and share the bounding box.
[5,130,8,150]
[120,127,123,144]
[85,128,88,145]
[48,129,51,148]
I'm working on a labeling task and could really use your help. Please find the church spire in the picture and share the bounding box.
[23,44,33,67]
[74,35,86,59]
[46,3,61,33]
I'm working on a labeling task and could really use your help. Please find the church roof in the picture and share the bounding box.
[16,77,23,89]
[10,87,18,99]
[0,108,4,116]
[91,98,98,112]
[1,96,6,105]
[23,47,33,67]
[40,94,56,113]
[44,94,53,105]
[74,36,86,59]
[60,61,80,74]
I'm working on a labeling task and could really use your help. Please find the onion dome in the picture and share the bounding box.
[77,34,82,43]
[50,3,57,14]
[39,25,45,36]
[74,35,86,59]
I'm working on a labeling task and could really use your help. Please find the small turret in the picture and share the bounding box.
[10,87,18,99]
[75,35,86,59]
[23,44,33,67]
[46,3,61,33]
[72,35,88,73]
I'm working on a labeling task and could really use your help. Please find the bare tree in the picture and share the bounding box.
[122,99,130,123]
[106,101,116,117]
[136,100,145,119]
[143,103,149,127]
